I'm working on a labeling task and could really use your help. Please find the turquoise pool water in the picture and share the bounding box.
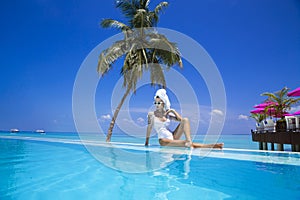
[1,132,300,199]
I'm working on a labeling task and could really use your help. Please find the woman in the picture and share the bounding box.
[145,89,223,148]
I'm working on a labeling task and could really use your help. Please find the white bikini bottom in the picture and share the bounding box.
[158,128,174,140]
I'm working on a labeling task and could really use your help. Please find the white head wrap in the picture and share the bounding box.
[154,89,171,111]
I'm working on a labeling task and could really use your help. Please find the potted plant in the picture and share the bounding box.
[250,113,265,125]
[250,113,266,132]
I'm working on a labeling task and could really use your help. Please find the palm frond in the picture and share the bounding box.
[149,62,166,88]
[97,40,128,75]
[148,34,182,67]
[261,92,278,102]
[148,34,180,54]
[154,2,168,15]
[141,48,148,68]
[143,0,150,9]
[148,12,158,26]
[101,19,131,33]
[138,0,150,10]
[122,64,142,93]
[116,0,140,20]
[122,49,145,74]
[132,8,148,28]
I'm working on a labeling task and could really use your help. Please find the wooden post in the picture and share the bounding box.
[270,143,275,150]
[259,142,263,150]
[252,129,300,152]
[263,142,268,150]
[277,144,284,151]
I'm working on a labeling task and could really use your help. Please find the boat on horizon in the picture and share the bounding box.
[10,129,20,133]
[35,129,45,134]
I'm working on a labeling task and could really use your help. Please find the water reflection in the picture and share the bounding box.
[98,146,194,199]
[0,139,26,198]
[149,152,192,199]
[87,143,193,174]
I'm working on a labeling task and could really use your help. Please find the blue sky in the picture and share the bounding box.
[1,0,300,135]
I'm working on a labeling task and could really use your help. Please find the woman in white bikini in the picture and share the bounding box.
[145,89,224,148]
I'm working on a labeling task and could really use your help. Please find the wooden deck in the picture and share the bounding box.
[251,130,300,152]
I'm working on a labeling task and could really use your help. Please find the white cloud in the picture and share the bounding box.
[238,114,249,120]
[136,117,145,124]
[99,114,111,121]
[122,118,133,123]
[290,105,300,113]
[210,109,224,116]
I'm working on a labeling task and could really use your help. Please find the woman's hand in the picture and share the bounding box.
[165,109,182,121]
[165,109,175,116]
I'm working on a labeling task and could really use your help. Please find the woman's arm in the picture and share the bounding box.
[165,109,182,121]
[145,112,154,146]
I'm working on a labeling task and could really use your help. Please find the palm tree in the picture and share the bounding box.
[261,87,300,119]
[97,0,183,142]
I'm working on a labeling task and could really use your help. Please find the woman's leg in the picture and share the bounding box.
[159,138,223,149]
[192,143,224,149]
[173,118,192,142]
[159,138,186,147]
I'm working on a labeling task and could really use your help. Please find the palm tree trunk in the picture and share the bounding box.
[106,87,131,142]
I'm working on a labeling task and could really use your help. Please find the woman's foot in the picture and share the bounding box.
[213,143,224,149]
[185,140,192,148]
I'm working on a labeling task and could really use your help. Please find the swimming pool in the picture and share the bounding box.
[1,132,300,199]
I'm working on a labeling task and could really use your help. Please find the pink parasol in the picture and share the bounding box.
[287,87,300,97]
[250,108,264,114]
[293,110,300,115]
[254,101,278,108]
[250,107,276,114]
[250,107,289,118]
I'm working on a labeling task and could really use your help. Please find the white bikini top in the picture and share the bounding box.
[152,115,170,134]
